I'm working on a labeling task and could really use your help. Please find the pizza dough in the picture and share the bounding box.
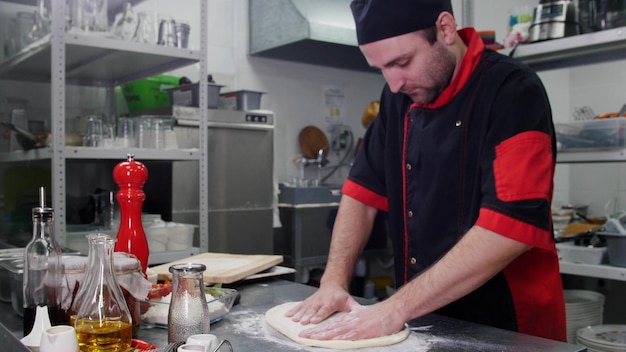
[264,302,410,349]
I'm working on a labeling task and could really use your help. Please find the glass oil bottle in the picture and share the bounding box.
[23,186,62,335]
[73,233,132,351]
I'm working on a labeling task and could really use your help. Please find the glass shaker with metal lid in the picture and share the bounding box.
[168,263,210,343]
[23,186,63,335]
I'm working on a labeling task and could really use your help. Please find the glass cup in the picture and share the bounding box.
[134,117,147,148]
[135,11,159,44]
[113,3,138,40]
[80,0,108,33]
[94,190,115,230]
[146,117,166,149]
[83,115,103,147]
[161,118,177,149]
[16,12,36,50]
[102,123,115,148]
[116,117,135,148]
[4,18,20,58]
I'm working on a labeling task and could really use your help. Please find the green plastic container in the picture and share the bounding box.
[122,75,180,113]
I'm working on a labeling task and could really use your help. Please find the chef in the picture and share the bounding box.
[287,0,567,343]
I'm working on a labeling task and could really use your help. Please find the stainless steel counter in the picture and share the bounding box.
[0,279,586,351]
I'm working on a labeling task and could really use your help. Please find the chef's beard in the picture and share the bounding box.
[406,42,456,105]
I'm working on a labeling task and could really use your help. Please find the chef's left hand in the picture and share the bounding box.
[298,300,405,341]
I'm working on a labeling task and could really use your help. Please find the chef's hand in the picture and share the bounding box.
[285,282,355,325]
[299,300,406,341]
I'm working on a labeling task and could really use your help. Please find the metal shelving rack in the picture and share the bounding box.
[0,0,209,256]
[510,26,626,164]
[507,26,626,281]
[505,25,626,71]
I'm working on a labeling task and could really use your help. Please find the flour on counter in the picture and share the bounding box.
[229,309,435,351]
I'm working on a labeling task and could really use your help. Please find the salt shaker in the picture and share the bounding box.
[168,263,210,343]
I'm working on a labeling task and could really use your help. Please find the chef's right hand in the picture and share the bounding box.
[285,282,356,325]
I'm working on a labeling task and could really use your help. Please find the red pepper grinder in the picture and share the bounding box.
[113,154,150,274]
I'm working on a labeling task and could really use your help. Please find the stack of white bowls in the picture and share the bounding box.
[577,325,626,352]
[564,289,605,344]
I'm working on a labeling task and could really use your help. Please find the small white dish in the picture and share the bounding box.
[187,334,218,351]
[177,344,207,352]
[39,325,78,352]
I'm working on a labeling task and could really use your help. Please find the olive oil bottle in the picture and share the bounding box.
[72,234,132,351]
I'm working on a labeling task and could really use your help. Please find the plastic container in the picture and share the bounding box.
[6,258,24,316]
[555,118,626,152]
[556,242,607,265]
[122,75,180,113]
[219,90,264,111]
[167,83,223,108]
[0,249,25,303]
[145,226,168,252]
[603,232,626,267]
[167,223,195,251]
[145,221,194,252]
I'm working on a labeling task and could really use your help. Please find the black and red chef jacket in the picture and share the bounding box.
[342,28,566,342]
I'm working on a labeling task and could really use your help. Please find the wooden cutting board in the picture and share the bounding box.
[150,252,284,284]
[299,126,329,159]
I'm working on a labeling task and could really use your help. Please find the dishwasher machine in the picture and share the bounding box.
[172,109,275,254]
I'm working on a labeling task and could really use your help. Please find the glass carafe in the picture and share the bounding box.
[73,233,132,351]
[168,263,210,343]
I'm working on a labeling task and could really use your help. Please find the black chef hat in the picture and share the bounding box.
[351,0,453,45]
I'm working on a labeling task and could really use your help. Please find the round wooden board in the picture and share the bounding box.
[361,100,380,129]
[299,126,329,159]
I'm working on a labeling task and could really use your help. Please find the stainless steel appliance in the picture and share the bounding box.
[173,109,275,255]
[529,0,580,42]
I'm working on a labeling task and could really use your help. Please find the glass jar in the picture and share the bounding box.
[168,263,210,343]
[72,234,132,351]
